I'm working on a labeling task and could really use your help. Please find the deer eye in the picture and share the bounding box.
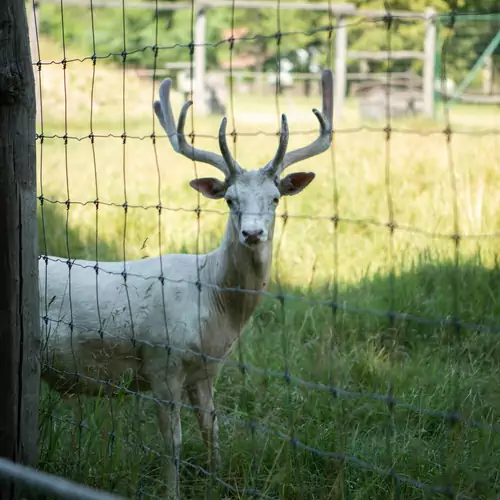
[225,198,234,208]
[273,197,279,204]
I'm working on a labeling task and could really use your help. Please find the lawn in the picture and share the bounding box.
[36,35,500,499]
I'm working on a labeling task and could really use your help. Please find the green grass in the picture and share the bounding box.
[36,37,500,499]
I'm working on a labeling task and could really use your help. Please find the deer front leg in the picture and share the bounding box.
[187,377,220,474]
[152,375,184,500]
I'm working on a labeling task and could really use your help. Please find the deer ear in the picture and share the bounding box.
[189,178,227,199]
[278,172,315,196]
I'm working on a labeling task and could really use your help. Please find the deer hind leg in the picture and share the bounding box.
[187,377,220,474]
[151,374,184,500]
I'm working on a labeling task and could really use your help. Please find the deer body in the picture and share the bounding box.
[40,70,334,499]
[41,219,272,395]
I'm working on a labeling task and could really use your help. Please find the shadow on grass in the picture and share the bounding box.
[38,201,120,261]
[37,207,500,499]
[222,254,500,500]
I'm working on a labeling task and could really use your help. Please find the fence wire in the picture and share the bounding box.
[0,457,124,500]
[28,0,500,499]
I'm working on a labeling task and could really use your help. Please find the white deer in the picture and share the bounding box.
[40,69,333,498]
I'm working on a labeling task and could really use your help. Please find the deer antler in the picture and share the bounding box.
[265,113,290,175]
[263,69,334,178]
[154,79,242,178]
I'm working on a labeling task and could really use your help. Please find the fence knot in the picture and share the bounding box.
[443,126,452,141]
[386,220,397,232]
[382,11,393,31]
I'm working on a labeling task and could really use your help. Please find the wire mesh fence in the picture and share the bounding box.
[24,0,500,498]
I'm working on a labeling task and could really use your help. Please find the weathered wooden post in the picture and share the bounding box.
[28,0,41,120]
[0,0,40,497]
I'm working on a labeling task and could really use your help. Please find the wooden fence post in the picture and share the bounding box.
[28,0,41,120]
[0,0,40,498]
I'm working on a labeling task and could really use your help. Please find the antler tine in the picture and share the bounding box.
[153,78,235,178]
[266,69,334,178]
[218,117,242,177]
[262,114,289,177]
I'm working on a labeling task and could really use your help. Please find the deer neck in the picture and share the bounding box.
[207,217,274,328]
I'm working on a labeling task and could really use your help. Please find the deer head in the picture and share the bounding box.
[153,69,334,248]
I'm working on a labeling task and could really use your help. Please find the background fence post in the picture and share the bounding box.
[194,4,208,116]
[334,13,348,120]
[0,0,40,497]
[423,8,436,117]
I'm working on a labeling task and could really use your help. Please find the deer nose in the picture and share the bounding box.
[242,229,264,244]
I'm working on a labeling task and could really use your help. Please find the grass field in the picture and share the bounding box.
[36,36,500,499]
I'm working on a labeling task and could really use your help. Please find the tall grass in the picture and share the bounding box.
[37,36,500,499]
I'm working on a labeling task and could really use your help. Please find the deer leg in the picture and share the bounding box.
[152,375,184,500]
[187,378,220,474]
